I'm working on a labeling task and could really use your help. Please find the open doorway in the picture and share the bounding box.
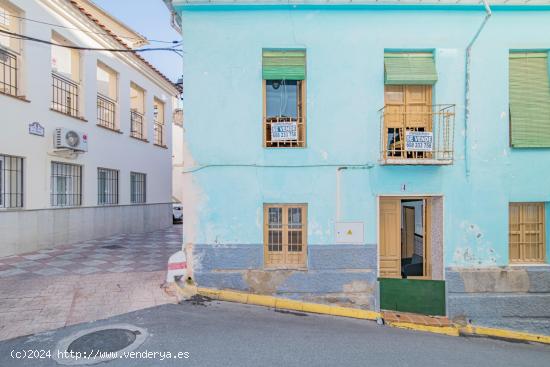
[379,197,432,279]
[401,200,426,278]
[378,196,444,315]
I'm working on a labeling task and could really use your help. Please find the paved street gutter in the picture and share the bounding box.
[177,284,550,344]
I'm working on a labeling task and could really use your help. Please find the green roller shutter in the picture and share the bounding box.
[262,49,306,80]
[509,52,550,148]
[384,53,438,85]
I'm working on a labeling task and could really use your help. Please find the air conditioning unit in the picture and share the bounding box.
[54,128,88,152]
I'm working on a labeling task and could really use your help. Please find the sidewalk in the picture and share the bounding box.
[0,225,182,341]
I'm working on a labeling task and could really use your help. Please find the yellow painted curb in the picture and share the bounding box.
[388,322,459,337]
[196,287,380,321]
[460,325,550,345]
[191,287,550,344]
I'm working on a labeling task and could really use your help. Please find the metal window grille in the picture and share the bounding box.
[51,73,79,117]
[97,94,116,130]
[50,162,82,207]
[0,48,17,96]
[130,172,146,204]
[154,121,164,146]
[98,167,119,205]
[130,110,144,139]
[0,154,23,208]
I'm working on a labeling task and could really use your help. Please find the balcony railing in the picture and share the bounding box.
[154,121,164,146]
[51,73,79,117]
[130,110,144,139]
[379,104,455,165]
[97,93,116,130]
[0,49,17,96]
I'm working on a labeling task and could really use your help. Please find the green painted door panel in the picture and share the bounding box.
[379,278,446,316]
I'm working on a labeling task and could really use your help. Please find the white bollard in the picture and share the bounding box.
[166,250,187,283]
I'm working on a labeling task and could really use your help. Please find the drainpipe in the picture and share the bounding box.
[464,0,492,177]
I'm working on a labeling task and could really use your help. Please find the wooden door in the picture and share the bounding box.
[383,85,432,159]
[405,85,432,130]
[379,198,401,278]
[424,198,432,278]
[403,206,415,258]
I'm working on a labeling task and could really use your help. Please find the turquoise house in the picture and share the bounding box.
[167,0,550,335]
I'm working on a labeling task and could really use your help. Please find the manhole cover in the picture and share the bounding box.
[54,324,147,365]
[68,328,138,354]
[102,244,124,250]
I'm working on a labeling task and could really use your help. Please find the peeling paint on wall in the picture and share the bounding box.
[452,221,499,266]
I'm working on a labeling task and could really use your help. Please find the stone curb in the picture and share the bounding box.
[176,285,550,345]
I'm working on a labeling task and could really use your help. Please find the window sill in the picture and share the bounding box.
[96,124,123,134]
[154,143,168,149]
[0,90,30,103]
[50,108,87,122]
[264,266,308,271]
[130,135,149,143]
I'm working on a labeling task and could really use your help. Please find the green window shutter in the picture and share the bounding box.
[262,49,306,80]
[384,53,437,85]
[509,52,550,148]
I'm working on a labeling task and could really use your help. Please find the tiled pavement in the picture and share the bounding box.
[0,225,183,278]
[0,225,183,341]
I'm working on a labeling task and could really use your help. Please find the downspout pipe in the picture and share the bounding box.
[464,0,492,177]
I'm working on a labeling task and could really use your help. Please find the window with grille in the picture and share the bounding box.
[262,50,306,148]
[98,168,119,205]
[509,202,546,264]
[153,98,165,146]
[97,62,117,130]
[51,162,82,207]
[264,204,307,268]
[130,172,146,204]
[130,83,145,139]
[0,154,23,208]
[0,2,20,96]
[51,32,80,117]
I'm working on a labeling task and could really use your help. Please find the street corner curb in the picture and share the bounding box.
[173,281,198,301]
[459,325,550,345]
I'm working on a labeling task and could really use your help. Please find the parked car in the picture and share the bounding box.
[172,201,183,224]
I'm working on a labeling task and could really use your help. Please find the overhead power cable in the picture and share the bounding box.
[0,29,182,54]
[4,13,180,44]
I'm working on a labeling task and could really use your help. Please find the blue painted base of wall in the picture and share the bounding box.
[192,244,378,309]
[446,267,550,336]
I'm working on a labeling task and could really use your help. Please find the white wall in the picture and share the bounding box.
[0,0,178,256]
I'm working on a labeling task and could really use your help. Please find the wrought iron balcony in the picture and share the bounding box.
[97,93,116,130]
[130,109,144,139]
[379,104,455,165]
[51,73,79,117]
[154,120,164,146]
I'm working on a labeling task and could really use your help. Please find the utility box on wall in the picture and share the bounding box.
[335,222,364,244]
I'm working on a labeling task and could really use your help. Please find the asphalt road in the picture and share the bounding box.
[1,300,549,367]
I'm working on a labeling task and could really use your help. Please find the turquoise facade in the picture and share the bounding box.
[173,2,550,334]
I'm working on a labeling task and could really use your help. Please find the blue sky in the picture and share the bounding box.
[93,0,182,83]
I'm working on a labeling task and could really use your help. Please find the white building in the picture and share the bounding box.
[0,0,180,257]
[172,106,183,204]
